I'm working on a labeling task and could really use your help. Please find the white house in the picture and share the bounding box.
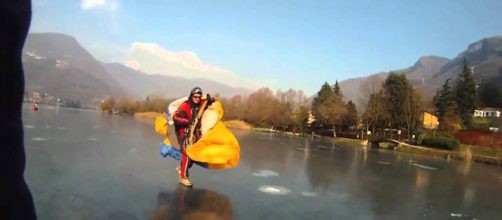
[473,108,501,118]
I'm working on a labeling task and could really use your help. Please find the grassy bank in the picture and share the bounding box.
[252,127,275,132]
[462,144,502,165]
[319,135,502,166]
[224,120,252,130]
[134,112,163,123]
[329,137,367,148]
[396,142,501,165]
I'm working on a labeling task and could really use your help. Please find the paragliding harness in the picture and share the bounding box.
[183,94,210,149]
[182,128,193,150]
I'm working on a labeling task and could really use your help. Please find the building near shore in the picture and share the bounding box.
[422,111,439,129]
[474,108,501,118]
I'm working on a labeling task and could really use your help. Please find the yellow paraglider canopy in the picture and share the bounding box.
[154,113,172,146]
[187,120,240,169]
[187,100,240,169]
[158,97,240,170]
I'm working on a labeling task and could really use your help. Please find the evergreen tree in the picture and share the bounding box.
[433,79,461,131]
[342,100,358,131]
[433,79,455,119]
[312,82,347,136]
[455,59,478,128]
[312,82,334,107]
[312,82,335,128]
[383,72,410,129]
[333,80,342,97]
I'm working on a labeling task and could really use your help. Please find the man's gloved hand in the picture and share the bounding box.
[206,93,216,105]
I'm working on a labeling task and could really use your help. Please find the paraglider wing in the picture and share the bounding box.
[157,98,240,170]
[167,97,188,125]
[187,120,240,169]
[187,100,240,169]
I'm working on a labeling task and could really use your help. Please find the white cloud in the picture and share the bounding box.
[125,42,260,89]
[81,0,119,10]
[81,0,105,9]
[125,60,140,70]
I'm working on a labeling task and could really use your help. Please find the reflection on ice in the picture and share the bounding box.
[412,163,437,170]
[300,191,318,197]
[259,185,290,195]
[336,193,351,199]
[151,186,232,220]
[415,169,430,189]
[253,170,279,177]
[377,161,391,165]
[24,125,34,128]
[32,137,47,141]
[463,187,475,205]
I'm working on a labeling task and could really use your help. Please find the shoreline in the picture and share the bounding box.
[322,136,501,166]
[133,112,163,125]
[131,113,501,166]
[134,112,164,120]
[281,133,501,166]
[396,143,501,165]
[133,112,253,131]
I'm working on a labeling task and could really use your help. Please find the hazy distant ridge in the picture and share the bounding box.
[23,33,252,105]
[339,36,502,109]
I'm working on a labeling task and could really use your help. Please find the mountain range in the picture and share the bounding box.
[22,33,502,109]
[340,36,502,110]
[22,33,252,106]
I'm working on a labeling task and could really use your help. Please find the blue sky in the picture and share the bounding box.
[31,0,502,96]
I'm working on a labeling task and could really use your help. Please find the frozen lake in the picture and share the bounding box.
[23,105,502,219]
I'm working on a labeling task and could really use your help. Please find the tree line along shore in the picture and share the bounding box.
[102,60,501,165]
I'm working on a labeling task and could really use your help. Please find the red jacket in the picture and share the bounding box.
[173,100,206,146]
